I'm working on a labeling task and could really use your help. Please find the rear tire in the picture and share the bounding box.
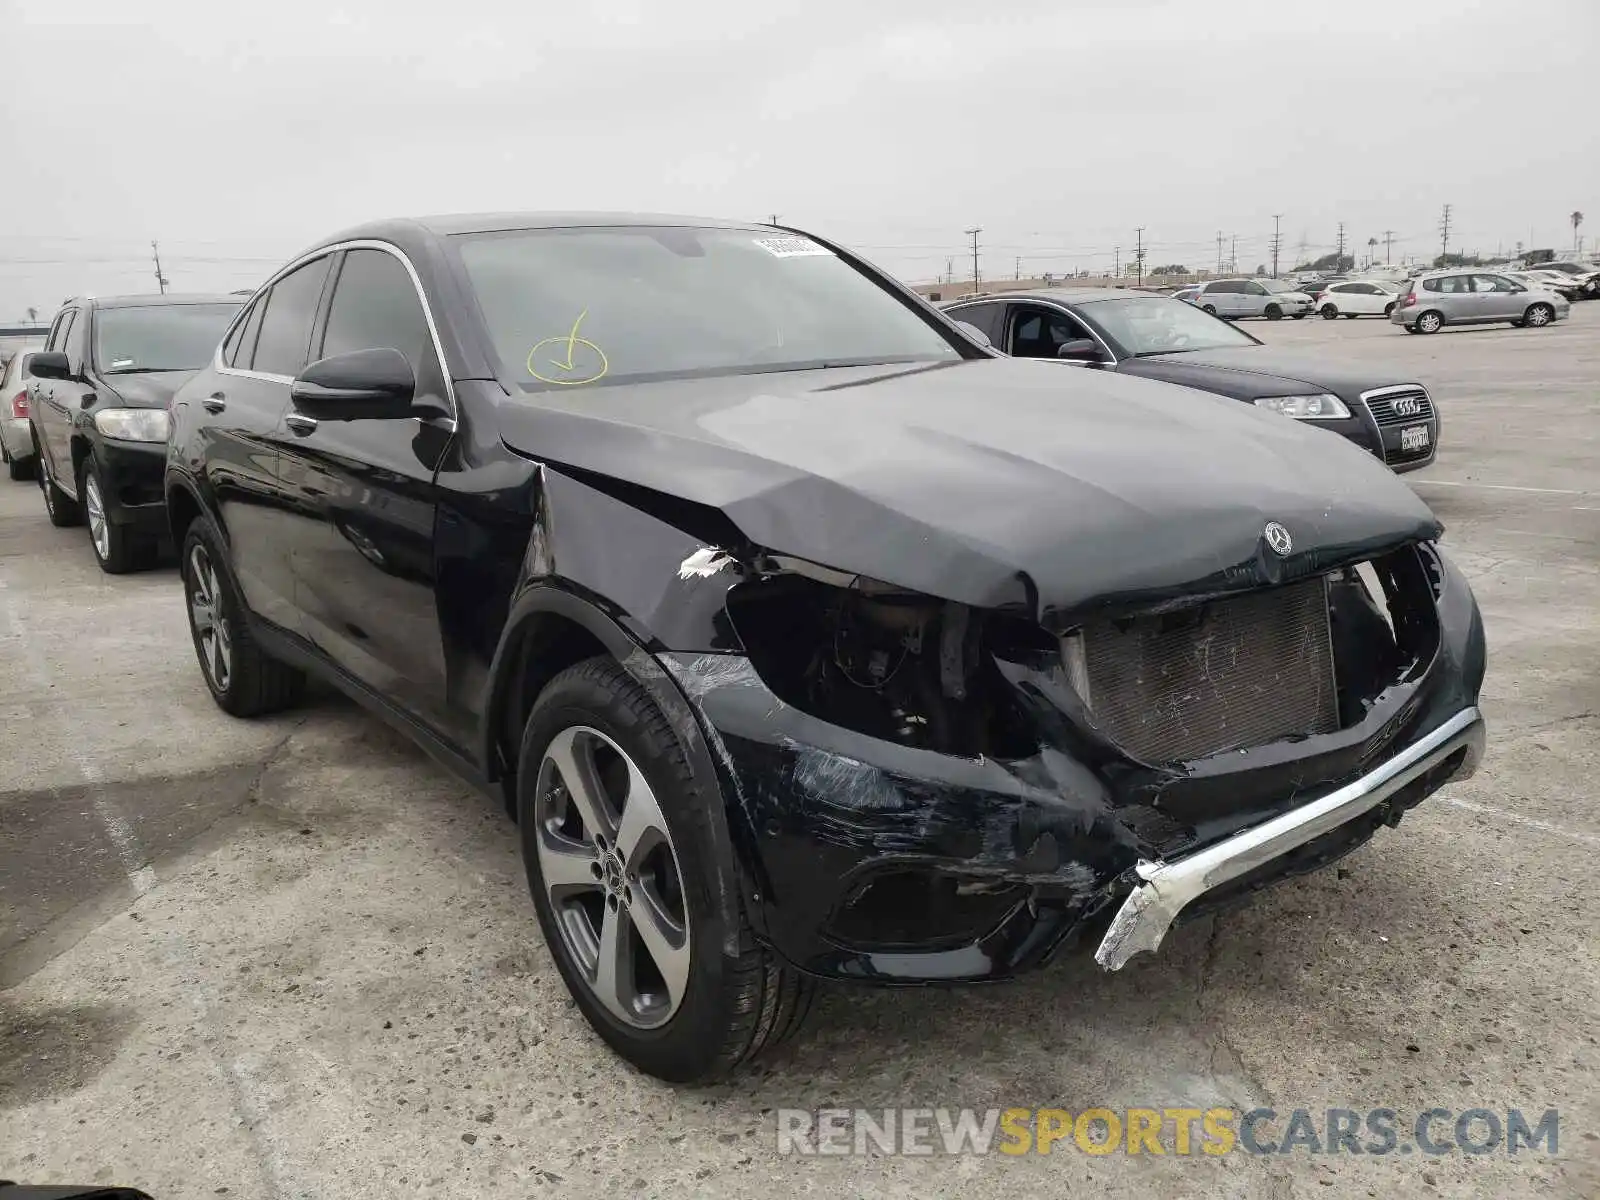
[6,450,34,482]
[181,514,305,716]
[517,655,814,1082]
[82,453,156,574]
[1523,303,1554,328]
[35,437,82,527]
[1415,310,1444,334]
[1343,312,1358,319]
[1202,304,1218,315]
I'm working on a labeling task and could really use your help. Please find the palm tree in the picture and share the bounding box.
[1367,236,1378,267]
[1573,211,1585,255]
[25,306,37,324]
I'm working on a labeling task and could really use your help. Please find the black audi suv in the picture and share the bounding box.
[28,293,241,571]
[942,289,1442,472]
[166,214,1486,1082]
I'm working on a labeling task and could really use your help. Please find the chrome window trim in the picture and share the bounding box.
[214,239,459,430]
[945,298,1120,367]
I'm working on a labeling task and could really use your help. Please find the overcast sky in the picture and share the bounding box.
[2,0,1596,319]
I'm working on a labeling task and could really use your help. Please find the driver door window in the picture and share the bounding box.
[1007,305,1091,358]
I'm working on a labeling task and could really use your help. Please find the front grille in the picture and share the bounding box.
[1071,578,1338,763]
[1363,386,1434,427]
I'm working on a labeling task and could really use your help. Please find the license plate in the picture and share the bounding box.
[1400,425,1430,452]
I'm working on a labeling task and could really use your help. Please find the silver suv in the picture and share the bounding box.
[1390,269,1569,334]
[1192,278,1313,320]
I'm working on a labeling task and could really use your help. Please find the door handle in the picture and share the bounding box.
[284,413,318,435]
[203,394,227,414]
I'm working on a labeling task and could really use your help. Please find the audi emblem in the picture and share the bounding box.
[1392,396,1422,417]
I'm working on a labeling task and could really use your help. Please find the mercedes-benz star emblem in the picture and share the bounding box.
[1264,521,1293,556]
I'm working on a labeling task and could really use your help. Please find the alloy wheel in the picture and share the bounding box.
[1527,305,1552,327]
[534,725,690,1030]
[188,543,232,692]
[1418,312,1443,333]
[84,474,109,560]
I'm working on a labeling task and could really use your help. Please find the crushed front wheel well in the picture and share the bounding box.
[491,612,610,815]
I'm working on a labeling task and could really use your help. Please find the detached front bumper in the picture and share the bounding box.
[1095,706,1485,969]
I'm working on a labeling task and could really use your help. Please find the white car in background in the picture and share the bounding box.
[1316,279,1402,319]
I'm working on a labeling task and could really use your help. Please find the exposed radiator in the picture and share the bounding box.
[1069,577,1339,763]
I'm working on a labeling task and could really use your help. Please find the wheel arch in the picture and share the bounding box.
[482,582,757,949]
[164,471,211,548]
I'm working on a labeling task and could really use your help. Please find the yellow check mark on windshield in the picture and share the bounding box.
[550,309,588,372]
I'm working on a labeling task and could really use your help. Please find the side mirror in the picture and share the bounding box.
[290,348,419,421]
[29,350,71,381]
[953,320,992,349]
[1056,338,1102,362]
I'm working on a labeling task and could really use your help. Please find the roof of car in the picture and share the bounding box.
[942,288,1155,306]
[325,212,767,242]
[61,292,242,310]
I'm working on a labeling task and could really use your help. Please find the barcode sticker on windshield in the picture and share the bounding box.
[754,235,834,258]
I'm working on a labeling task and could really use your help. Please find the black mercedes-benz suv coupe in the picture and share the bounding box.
[166,214,1486,1082]
[29,293,241,571]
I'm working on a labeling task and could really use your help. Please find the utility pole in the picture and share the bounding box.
[1335,222,1347,267]
[1384,229,1395,264]
[1439,204,1453,263]
[1014,255,1021,280]
[1271,213,1283,278]
[944,257,954,284]
[965,227,982,292]
[151,240,169,294]
[1134,227,1145,285]
[1113,245,1120,276]
[1230,234,1237,274]
[1216,230,1224,275]
[768,213,780,225]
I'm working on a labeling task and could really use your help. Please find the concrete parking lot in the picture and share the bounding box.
[2,307,1597,1199]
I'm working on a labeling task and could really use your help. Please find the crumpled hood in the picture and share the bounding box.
[494,357,1441,623]
[1120,347,1413,399]
[102,371,194,408]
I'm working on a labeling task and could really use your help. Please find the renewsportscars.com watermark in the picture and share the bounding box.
[776,1107,1562,1157]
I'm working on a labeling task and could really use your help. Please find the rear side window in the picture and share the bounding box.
[946,301,1004,344]
[1437,275,1471,294]
[229,297,268,369]
[250,256,333,377]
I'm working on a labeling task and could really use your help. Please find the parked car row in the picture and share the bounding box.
[11,213,1488,1086]
[1390,269,1572,333]
[942,287,1442,471]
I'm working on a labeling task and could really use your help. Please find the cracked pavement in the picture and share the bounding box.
[2,308,1597,1199]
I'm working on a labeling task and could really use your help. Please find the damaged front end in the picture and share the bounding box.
[659,537,1486,984]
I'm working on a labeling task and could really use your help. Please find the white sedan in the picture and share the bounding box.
[1317,279,1402,319]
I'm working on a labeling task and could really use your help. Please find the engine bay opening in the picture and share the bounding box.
[726,574,1050,757]
[1327,543,1442,725]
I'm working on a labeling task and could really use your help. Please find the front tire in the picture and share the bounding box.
[1202,304,1218,315]
[1343,312,1359,319]
[1383,302,1396,317]
[517,656,814,1082]
[1415,310,1444,334]
[181,515,305,716]
[82,453,156,574]
[1264,303,1284,320]
[6,450,34,482]
[1320,304,1340,320]
[1524,303,1554,327]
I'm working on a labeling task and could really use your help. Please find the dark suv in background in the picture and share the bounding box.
[29,294,240,571]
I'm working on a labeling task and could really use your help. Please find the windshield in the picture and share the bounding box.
[1079,296,1258,356]
[455,226,962,391]
[94,303,240,373]
[1259,279,1299,293]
